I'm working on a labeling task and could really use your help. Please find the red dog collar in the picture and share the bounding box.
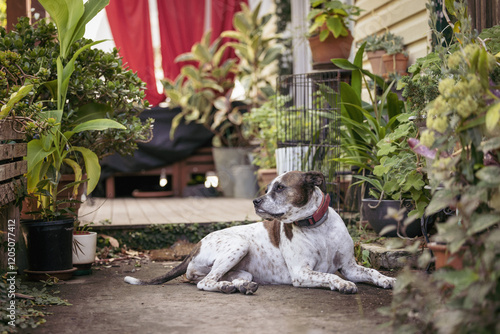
[294,193,330,227]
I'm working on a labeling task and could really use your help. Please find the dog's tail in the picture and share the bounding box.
[124,243,200,285]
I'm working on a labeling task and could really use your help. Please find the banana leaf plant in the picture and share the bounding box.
[320,42,403,173]
[26,0,126,220]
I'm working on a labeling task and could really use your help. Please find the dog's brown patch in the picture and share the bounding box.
[284,223,294,241]
[280,171,311,207]
[264,219,281,248]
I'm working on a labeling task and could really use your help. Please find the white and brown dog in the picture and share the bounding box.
[124,171,396,294]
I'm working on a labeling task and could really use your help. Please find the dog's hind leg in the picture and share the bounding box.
[195,241,251,294]
[223,270,259,295]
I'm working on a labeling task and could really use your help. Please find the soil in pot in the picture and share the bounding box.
[362,199,422,238]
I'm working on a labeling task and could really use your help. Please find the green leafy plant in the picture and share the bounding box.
[24,0,127,220]
[359,33,385,52]
[357,114,430,219]
[221,1,283,108]
[307,0,362,40]
[325,44,429,220]
[325,43,402,173]
[381,31,407,56]
[163,30,237,147]
[243,98,277,169]
[165,1,283,147]
[0,17,153,159]
[384,1,500,332]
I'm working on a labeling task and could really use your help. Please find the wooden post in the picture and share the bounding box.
[6,0,30,32]
[0,119,27,272]
[468,0,500,33]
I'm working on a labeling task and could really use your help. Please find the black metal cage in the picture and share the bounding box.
[276,70,352,213]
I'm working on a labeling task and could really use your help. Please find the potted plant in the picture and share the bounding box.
[19,0,130,278]
[0,17,153,163]
[383,2,500,331]
[417,42,499,257]
[307,0,362,64]
[73,222,97,275]
[164,2,283,197]
[380,32,409,77]
[359,33,387,76]
[356,114,431,237]
[243,97,281,193]
[330,44,429,237]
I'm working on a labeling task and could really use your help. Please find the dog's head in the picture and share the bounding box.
[253,171,326,223]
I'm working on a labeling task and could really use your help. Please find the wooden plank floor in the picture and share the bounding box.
[78,197,261,228]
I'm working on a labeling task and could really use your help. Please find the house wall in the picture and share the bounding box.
[354,0,430,69]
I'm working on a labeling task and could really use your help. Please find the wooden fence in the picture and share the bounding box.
[0,119,27,270]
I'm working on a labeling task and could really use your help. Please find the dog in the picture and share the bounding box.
[124,171,396,294]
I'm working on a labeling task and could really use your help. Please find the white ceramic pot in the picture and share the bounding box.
[72,231,97,265]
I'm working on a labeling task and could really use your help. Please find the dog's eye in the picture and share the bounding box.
[275,184,285,192]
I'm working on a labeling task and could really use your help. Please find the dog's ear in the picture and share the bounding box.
[304,171,326,193]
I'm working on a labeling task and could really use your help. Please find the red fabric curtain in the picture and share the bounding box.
[211,0,247,64]
[157,0,205,81]
[106,0,165,106]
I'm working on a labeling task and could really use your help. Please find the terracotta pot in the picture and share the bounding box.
[366,50,387,76]
[308,31,354,65]
[382,53,409,76]
[21,174,86,220]
[428,242,464,270]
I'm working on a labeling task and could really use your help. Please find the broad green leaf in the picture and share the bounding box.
[326,16,343,38]
[319,29,329,42]
[261,45,283,66]
[476,165,500,184]
[233,12,251,34]
[74,102,112,124]
[485,102,500,132]
[220,30,244,41]
[27,139,56,173]
[39,0,84,58]
[71,146,100,194]
[62,158,82,197]
[193,44,211,63]
[0,84,33,119]
[332,58,360,71]
[426,189,457,215]
[468,213,500,235]
[66,118,126,139]
[70,0,109,54]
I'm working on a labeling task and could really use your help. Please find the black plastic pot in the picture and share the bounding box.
[21,218,74,271]
[361,199,422,237]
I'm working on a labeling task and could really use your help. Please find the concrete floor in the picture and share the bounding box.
[24,261,396,334]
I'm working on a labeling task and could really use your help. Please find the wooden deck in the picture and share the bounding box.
[78,197,261,228]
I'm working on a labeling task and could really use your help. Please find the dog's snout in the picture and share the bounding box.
[253,197,263,207]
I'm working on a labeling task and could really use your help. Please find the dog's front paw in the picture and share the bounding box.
[379,277,396,289]
[334,281,358,294]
